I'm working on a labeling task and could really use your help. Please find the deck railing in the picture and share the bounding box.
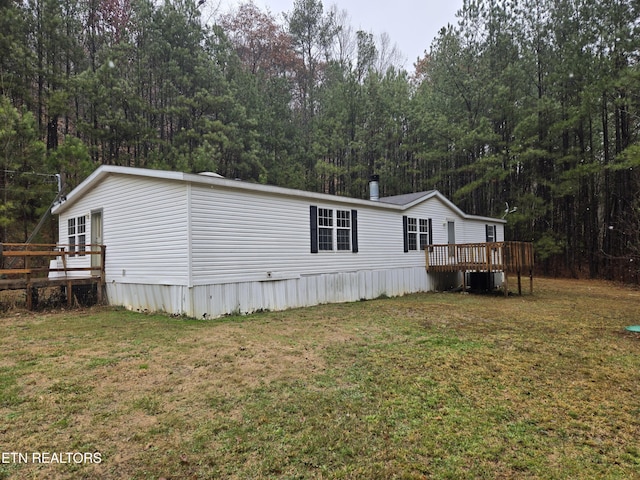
[0,243,106,308]
[425,241,534,274]
[425,241,534,294]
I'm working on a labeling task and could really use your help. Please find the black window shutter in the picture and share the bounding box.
[403,215,409,252]
[351,209,358,253]
[428,218,433,245]
[310,206,318,253]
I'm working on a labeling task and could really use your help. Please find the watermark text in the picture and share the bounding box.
[1,452,102,464]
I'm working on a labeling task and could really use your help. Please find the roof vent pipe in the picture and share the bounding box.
[369,174,380,201]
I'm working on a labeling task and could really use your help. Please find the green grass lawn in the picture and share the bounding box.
[1,278,640,479]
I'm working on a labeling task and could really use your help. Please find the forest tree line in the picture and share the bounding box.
[1,0,639,281]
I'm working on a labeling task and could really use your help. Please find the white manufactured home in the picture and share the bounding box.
[51,166,506,318]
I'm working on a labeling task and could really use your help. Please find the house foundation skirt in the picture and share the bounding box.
[106,267,463,318]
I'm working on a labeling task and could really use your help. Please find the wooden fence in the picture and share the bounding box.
[425,241,534,295]
[0,243,106,309]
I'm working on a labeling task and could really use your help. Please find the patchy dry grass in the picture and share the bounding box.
[1,278,640,479]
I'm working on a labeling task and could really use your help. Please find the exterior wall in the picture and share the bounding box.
[56,175,190,285]
[102,180,477,317]
[462,218,504,243]
[402,196,503,245]
[189,184,429,286]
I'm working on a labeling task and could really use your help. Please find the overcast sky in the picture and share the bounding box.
[213,0,464,70]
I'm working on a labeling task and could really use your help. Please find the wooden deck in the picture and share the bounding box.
[0,243,106,309]
[425,241,534,295]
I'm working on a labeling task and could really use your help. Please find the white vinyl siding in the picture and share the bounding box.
[57,176,503,289]
[402,197,504,245]
[190,186,434,285]
[57,176,190,285]
[462,220,504,243]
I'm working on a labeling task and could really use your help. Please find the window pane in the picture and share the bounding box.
[419,234,428,250]
[337,210,350,228]
[319,227,333,250]
[68,236,76,257]
[68,218,76,235]
[78,235,86,257]
[77,216,86,234]
[318,208,333,227]
[419,219,429,250]
[337,229,350,250]
[486,225,495,242]
[408,233,417,251]
[407,217,417,232]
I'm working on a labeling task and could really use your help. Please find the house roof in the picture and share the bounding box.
[379,191,436,206]
[51,165,505,223]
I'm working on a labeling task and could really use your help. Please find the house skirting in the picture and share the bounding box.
[105,267,463,318]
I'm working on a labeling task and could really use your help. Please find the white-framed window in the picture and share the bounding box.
[486,224,497,243]
[68,216,87,257]
[419,219,430,250]
[404,216,432,252]
[336,210,351,251]
[318,208,334,251]
[311,206,358,253]
[68,218,76,257]
[407,217,417,250]
[77,216,86,256]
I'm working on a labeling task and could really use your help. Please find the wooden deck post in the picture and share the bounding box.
[67,280,74,307]
[26,286,33,310]
[424,247,429,272]
[25,255,33,309]
[503,271,509,297]
[529,268,534,294]
[97,245,106,304]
